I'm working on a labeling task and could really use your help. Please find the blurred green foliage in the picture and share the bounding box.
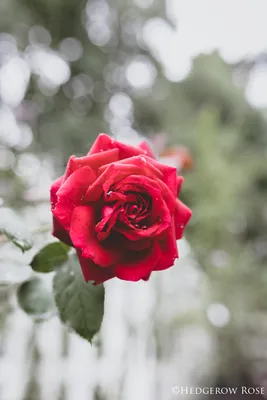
[0,0,267,392]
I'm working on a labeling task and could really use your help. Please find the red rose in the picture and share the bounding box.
[50,134,192,284]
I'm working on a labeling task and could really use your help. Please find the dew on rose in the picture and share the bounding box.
[140,157,147,164]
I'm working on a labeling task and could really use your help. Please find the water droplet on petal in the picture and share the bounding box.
[140,157,147,164]
[107,191,112,197]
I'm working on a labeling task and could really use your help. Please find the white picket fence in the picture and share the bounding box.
[0,238,215,400]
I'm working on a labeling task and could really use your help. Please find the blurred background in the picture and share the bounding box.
[1,0,267,399]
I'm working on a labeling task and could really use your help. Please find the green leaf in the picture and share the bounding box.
[30,242,70,273]
[53,255,105,343]
[0,208,33,252]
[17,277,56,318]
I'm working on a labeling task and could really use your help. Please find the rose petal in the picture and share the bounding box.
[106,232,152,252]
[103,191,126,203]
[138,141,155,159]
[174,199,192,239]
[98,156,163,179]
[126,197,148,220]
[85,163,162,202]
[143,155,178,195]
[154,178,176,213]
[77,251,115,284]
[111,173,176,215]
[117,220,161,240]
[52,217,73,246]
[102,205,114,219]
[117,198,171,241]
[50,177,72,245]
[114,174,175,217]
[115,243,161,281]
[142,273,151,281]
[101,163,163,189]
[88,133,146,159]
[154,221,178,271]
[125,238,152,251]
[52,166,95,230]
[113,175,171,239]
[70,205,120,267]
[88,134,112,154]
[95,205,123,241]
[84,164,115,202]
[113,174,161,196]
[50,176,63,206]
[63,149,118,181]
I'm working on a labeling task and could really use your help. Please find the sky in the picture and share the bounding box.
[143,0,267,108]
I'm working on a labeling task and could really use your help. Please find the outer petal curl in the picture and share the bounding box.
[52,166,95,230]
[88,133,148,159]
[77,251,115,284]
[115,243,161,281]
[174,199,192,240]
[70,205,121,267]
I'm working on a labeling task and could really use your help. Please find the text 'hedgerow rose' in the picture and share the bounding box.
[50,134,192,284]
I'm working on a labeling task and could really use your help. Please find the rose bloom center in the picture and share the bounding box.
[95,189,152,242]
